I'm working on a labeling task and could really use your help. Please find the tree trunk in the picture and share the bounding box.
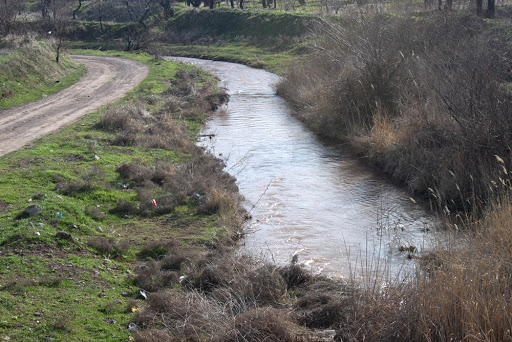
[262,0,266,7]
[239,0,244,9]
[98,1,103,30]
[41,0,50,18]
[230,0,234,7]
[72,0,82,19]
[162,0,174,19]
[209,0,214,8]
[445,0,452,9]
[487,0,495,17]
[56,36,61,63]
[476,0,483,15]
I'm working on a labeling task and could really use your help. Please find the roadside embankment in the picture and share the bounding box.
[0,38,86,109]
[0,54,149,156]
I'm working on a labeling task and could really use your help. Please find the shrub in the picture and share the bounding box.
[278,12,512,213]
[295,292,346,329]
[212,307,296,342]
[132,261,180,292]
[137,241,174,260]
[87,236,130,257]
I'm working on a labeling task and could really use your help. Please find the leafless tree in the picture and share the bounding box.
[125,0,157,28]
[0,0,25,34]
[48,0,72,62]
[157,0,174,19]
[72,0,83,19]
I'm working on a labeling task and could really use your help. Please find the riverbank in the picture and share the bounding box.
[0,50,244,341]
[278,10,512,214]
[276,9,512,341]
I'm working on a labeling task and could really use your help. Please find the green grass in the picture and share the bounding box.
[0,40,87,110]
[0,49,237,341]
[156,40,309,75]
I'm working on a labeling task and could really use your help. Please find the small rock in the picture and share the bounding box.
[3,336,11,341]
[26,198,32,203]
[55,231,73,241]
[35,232,40,236]
[93,155,100,160]
[36,223,44,227]
[34,312,41,317]
[96,226,103,233]
[119,291,129,297]
[24,205,42,217]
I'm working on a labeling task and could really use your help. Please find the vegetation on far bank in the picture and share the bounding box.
[278,10,512,214]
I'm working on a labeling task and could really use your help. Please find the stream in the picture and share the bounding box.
[166,57,437,279]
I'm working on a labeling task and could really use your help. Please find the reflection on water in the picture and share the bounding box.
[166,57,437,279]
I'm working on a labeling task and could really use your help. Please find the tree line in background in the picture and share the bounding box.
[0,0,503,32]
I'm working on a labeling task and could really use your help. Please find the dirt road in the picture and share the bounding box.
[0,55,149,157]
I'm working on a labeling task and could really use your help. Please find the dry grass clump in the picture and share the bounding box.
[295,292,347,329]
[130,247,192,292]
[212,307,296,342]
[278,12,512,212]
[99,69,227,153]
[132,261,180,292]
[112,152,244,224]
[279,262,311,289]
[133,290,230,341]
[132,253,307,341]
[54,166,106,198]
[137,241,175,260]
[87,236,130,257]
[192,253,287,309]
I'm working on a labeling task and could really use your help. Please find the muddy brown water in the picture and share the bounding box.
[167,57,437,279]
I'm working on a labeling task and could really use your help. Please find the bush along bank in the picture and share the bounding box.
[277,12,512,215]
[0,50,246,341]
[275,10,512,342]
